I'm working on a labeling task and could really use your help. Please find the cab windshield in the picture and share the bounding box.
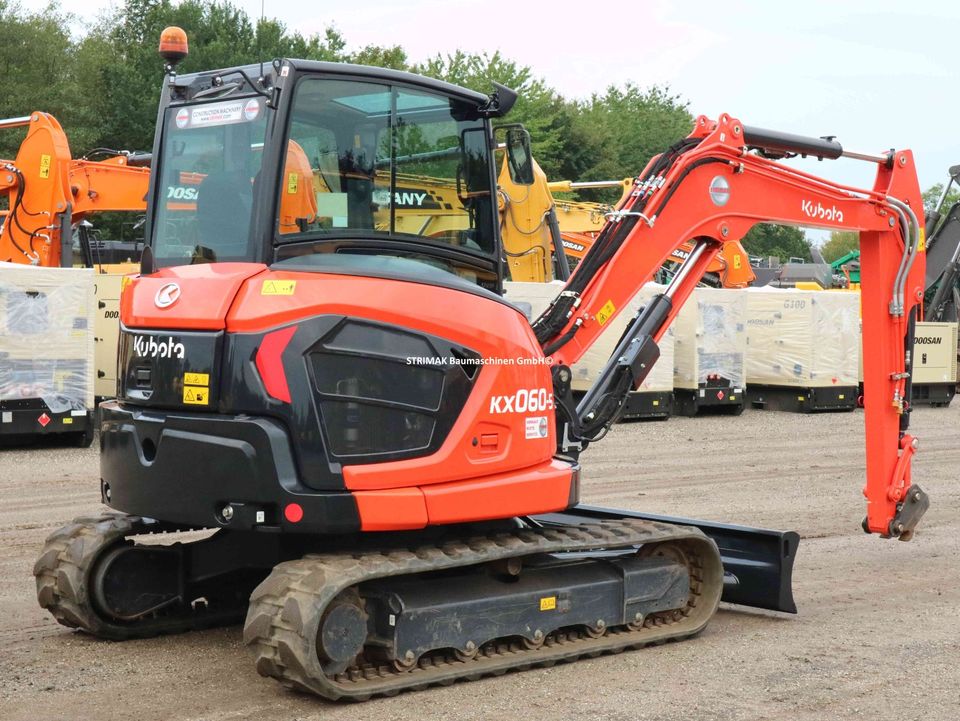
[276,78,496,262]
[152,96,268,265]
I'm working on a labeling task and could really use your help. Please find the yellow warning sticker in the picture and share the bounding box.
[539,596,557,611]
[62,417,73,425]
[652,400,659,406]
[183,386,209,405]
[596,300,616,327]
[838,394,845,400]
[733,254,742,269]
[262,280,296,296]
[39,154,51,179]
[184,372,209,386]
[287,172,299,194]
[918,229,926,253]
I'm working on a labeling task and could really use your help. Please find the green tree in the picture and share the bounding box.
[77,0,353,152]
[741,224,811,263]
[821,230,859,263]
[566,84,692,201]
[0,1,92,157]
[414,51,570,179]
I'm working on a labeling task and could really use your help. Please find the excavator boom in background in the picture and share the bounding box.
[1,112,150,268]
[33,31,928,701]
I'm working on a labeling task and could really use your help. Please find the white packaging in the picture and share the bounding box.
[0,262,96,412]
[745,287,859,387]
[673,287,747,390]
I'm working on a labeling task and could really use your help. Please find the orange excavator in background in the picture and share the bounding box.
[34,31,929,701]
[1,112,150,269]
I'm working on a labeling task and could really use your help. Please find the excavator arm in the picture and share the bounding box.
[535,113,928,541]
[0,112,149,267]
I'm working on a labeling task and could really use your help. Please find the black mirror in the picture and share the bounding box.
[503,125,534,186]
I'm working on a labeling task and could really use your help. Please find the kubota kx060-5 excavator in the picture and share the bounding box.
[34,28,929,700]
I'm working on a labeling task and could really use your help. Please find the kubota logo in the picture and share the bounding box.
[801,199,844,223]
[489,388,554,414]
[133,335,185,359]
[155,282,181,308]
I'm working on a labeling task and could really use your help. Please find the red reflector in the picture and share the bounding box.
[284,503,304,523]
[38,413,51,427]
[255,326,297,403]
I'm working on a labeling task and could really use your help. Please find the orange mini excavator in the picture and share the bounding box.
[35,28,928,701]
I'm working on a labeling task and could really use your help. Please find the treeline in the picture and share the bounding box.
[0,0,813,259]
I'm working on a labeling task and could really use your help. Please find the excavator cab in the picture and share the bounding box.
[146,61,517,296]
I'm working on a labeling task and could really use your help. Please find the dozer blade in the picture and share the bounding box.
[535,505,798,614]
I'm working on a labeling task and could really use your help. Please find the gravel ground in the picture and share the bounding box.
[1,404,958,721]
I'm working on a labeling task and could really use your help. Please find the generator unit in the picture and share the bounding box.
[672,287,747,416]
[910,321,958,406]
[92,273,124,399]
[0,263,96,445]
[505,281,674,419]
[745,287,859,412]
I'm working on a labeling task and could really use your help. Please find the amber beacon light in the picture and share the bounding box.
[158,26,189,66]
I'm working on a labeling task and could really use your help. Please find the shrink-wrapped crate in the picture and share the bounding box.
[745,287,859,412]
[671,287,747,415]
[0,263,96,439]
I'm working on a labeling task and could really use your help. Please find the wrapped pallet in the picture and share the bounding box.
[503,281,674,419]
[0,262,96,445]
[745,287,859,412]
[672,287,747,416]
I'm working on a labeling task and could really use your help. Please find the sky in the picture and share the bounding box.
[20,0,960,195]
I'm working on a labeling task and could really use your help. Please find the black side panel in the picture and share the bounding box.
[119,326,222,409]
[99,401,360,534]
[222,316,480,491]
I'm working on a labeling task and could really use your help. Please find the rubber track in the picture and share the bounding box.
[34,513,245,640]
[244,518,724,700]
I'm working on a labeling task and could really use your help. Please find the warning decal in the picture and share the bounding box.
[183,386,209,405]
[261,280,297,296]
[596,300,616,327]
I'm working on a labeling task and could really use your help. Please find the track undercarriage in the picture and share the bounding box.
[34,509,752,700]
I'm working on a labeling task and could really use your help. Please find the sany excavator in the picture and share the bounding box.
[497,154,756,287]
[35,29,928,701]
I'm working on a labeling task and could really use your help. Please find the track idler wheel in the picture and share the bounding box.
[91,543,183,621]
[316,591,368,676]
